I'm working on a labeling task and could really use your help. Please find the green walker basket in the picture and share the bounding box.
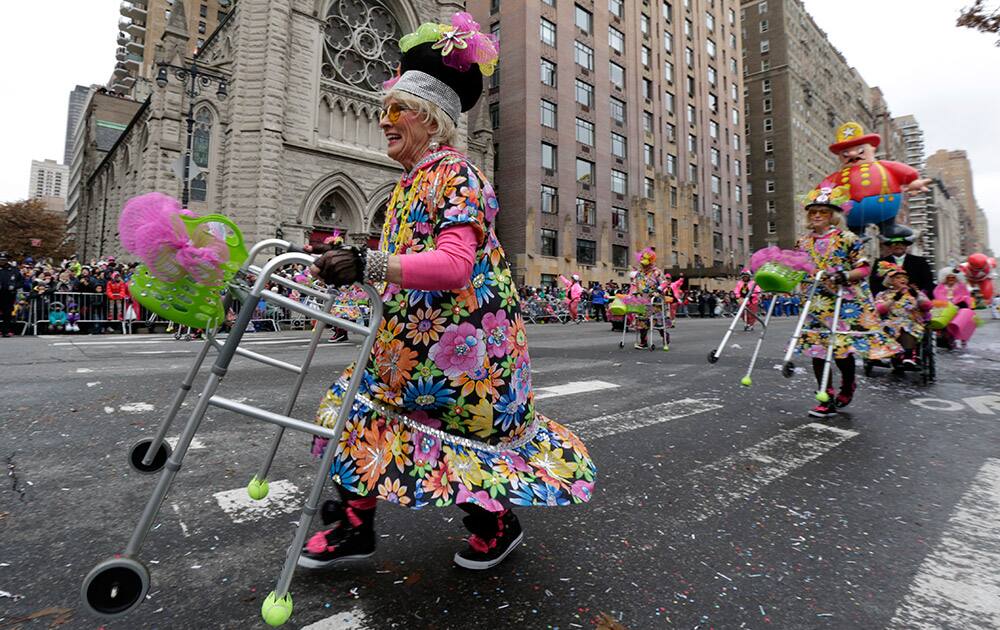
[625,301,648,316]
[129,215,248,330]
[753,262,805,294]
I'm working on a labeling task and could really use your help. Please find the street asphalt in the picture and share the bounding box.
[2,314,1000,629]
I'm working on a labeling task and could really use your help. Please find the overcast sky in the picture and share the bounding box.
[0,1,996,252]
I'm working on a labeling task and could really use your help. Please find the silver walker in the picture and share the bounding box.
[618,294,671,351]
[80,239,383,627]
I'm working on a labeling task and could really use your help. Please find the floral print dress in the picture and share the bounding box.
[312,148,596,511]
[795,228,900,360]
[627,266,666,331]
[875,289,926,339]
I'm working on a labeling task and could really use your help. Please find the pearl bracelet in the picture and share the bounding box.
[364,249,390,284]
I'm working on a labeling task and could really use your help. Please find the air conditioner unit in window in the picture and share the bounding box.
[544,168,555,176]
[582,146,591,153]
[582,183,591,190]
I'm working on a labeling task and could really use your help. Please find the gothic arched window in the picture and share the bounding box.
[191,107,213,202]
[322,0,402,92]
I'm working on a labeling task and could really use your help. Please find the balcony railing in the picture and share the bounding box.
[126,39,144,55]
[117,31,129,46]
[126,20,146,37]
[120,1,147,20]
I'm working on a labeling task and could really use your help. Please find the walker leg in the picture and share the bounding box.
[709,294,750,363]
[249,294,335,500]
[817,288,844,402]
[741,297,778,386]
[781,271,825,376]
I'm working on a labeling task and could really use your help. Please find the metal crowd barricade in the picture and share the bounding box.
[81,238,384,627]
[30,291,127,335]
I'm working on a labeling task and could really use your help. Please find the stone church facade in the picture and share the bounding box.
[77,0,493,259]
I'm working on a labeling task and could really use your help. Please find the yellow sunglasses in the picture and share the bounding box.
[378,103,412,124]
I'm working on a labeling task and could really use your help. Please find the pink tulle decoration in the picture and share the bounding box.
[749,246,815,274]
[118,192,229,285]
[439,12,499,74]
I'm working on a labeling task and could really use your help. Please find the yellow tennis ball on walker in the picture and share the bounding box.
[740,376,752,387]
[261,592,293,626]
[816,391,830,403]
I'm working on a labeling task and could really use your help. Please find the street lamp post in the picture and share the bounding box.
[155,62,227,208]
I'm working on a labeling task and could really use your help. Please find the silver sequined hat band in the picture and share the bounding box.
[392,70,462,123]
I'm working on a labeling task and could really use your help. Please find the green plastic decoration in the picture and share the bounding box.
[128,214,247,330]
[753,262,806,294]
[399,22,446,53]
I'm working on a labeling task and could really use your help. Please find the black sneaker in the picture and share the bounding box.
[297,500,376,569]
[453,508,523,570]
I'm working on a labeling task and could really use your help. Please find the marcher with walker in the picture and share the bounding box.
[301,12,595,574]
[792,186,900,418]
[623,247,670,350]
[933,267,975,350]
[733,269,761,331]
[872,262,932,369]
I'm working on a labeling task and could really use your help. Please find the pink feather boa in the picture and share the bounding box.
[749,246,815,274]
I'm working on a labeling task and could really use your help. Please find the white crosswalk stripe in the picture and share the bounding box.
[570,397,722,440]
[888,458,1000,630]
[213,479,301,524]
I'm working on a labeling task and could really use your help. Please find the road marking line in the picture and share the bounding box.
[119,402,155,413]
[888,458,1000,630]
[534,380,620,400]
[165,437,206,451]
[213,479,301,524]
[683,422,858,522]
[571,398,723,440]
[301,609,372,629]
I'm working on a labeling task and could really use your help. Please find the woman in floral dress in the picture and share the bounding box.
[301,13,595,572]
[796,187,900,418]
[873,262,931,366]
[628,248,669,350]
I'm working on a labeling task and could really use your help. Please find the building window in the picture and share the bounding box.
[541,185,558,214]
[707,66,717,86]
[687,133,697,152]
[765,158,776,172]
[735,185,742,202]
[734,159,742,176]
[684,18,692,39]
[760,19,769,32]
[647,212,656,235]
[190,107,213,201]
[198,21,207,34]
[759,1,768,13]
[542,0,555,6]
[641,13,650,36]
[767,199,777,213]
[643,111,654,133]
[689,162,698,180]
[577,239,597,265]
[665,91,675,114]
[541,58,557,86]
[575,4,593,34]
[489,102,500,129]
[491,0,501,14]
[708,93,718,112]
[664,1,674,22]
[709,120,719,139]
[666,153,677,176]
[764,138,774,152]
[762,78,771,93]
[734,133,741,149]
[541,229,558,256]
[664,30,673,53]
[670,186,678,207]
[705,11,715,31]
[685,46,694,67]
[642,45,651,68]
[664,60,674,83]
[612,244,629,268]
[761,58,770,71]
[200,4,207,17]
[763,117,773,132]
[766,179,776,193]
[760,39,769,53]
[541,99,557,127]
[542,142,557,170]
[710,175,721,195]
[611,169,628,195]
[609,61,625,88]
[686,75,696,97]
[574,40,594,70]
[644,177,655,198]
[541,18,557,47]
[706,38,716,58]
[710,147,720,167]
[577,158,595,184]
[576,197,596,225]
[609,26,625,53]
[687,104,696,125]
[610,97,626,123]
[642,77,654,100]
[609,0,624,19]
[644,143,655,166]
[763,97,772,113]
[576,79,595,107]
[713,231,723,251]
[732,107,739,125]
[611,132,628,159]
[666,122,676,143]
[576,118,595,146]
[767,221,777,234]
[612,206,629,231]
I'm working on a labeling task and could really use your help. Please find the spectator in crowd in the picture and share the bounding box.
[1,251,23,337]
[590,283,608,321]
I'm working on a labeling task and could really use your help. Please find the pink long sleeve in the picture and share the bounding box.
[399,225,479,291]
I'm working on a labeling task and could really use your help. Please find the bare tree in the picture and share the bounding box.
[958,0,1000,45]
